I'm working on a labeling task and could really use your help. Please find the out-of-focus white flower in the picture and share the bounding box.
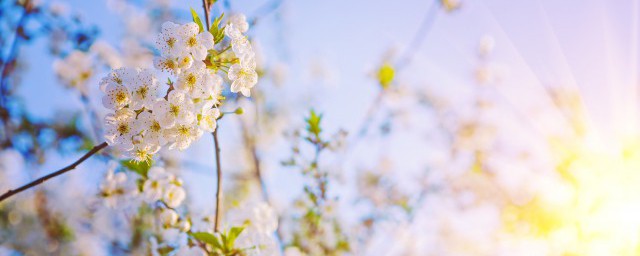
[161,209,179,228]
[0,149,26,193]
[164,184,186,208]
[71,233,108,256]
[100,162,137,208]
[284,247,305,256]
[142,167,170,202]
[228,202,279,255]
[91,40,123,68]
[478,35,495,57]
[228,202,270,232]
[53,50,94,93]
[49,2,69,16]
[228,13,249,33]
[175,246,206,256]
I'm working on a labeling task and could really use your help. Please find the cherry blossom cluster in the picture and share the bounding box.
[100,16,258,161]
[100,66,214,162]
[225,14,259,97]
[100,165,186,209]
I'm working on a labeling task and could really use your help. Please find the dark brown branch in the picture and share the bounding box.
[212,129,222,232]
[0,142,108,202]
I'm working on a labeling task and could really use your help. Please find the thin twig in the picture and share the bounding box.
[395,1,440,70]
[249,0,284,26]
[0,142,108,202]
[202,0,223,234]
[202,0,211,28]
[212,129,223,232]
[349,1,440,150]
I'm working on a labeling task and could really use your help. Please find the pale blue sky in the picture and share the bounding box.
[14,0,640,220]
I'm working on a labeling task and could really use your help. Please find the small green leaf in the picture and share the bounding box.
[190,8,204,33]
[305,109,323,140]
[120,159,153,178]
[214,26,226,44]
[191,232,222,249]
[227,226,245,248]
[209,13,226,44]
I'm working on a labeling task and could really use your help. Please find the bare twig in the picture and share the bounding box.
[202,0,211,28]
[202,0,224,234]
[212,129,223,232]
[395,1,440,70]
[249,0,284,26]
[0,142,108,202]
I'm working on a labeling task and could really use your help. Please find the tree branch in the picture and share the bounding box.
[202,0,211,29]
[395,1,440,70]
[212,129,223,232]
[0,142,108,202]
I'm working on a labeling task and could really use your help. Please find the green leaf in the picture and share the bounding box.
[191,232,222,249]
[214,26,226,44]
[190,8,204,33]
[220,233,229,251]
[210,13,226,44]
[377,63,395,89]
[120,159,153,178]
[305,109,323,139]
[227,226,245,248]
[212,13,225,31]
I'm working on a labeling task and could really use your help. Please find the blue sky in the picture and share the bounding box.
[14,0,640,222]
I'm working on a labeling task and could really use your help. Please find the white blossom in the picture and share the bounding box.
[165,122,203,151]
[176,61,209,98]
[101,82,131,110]
[228,53,258,97]
[136,111,166,147]
[178,22,215,61]
[198,102,221,133]
[127,69,159,110]
[152,90,196,128]
[163,184,186,208]
[104,108,137,151]
[155,21,185,58]
[228,13,249,33]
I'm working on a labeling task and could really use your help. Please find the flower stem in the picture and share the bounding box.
[0,142,108,202]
